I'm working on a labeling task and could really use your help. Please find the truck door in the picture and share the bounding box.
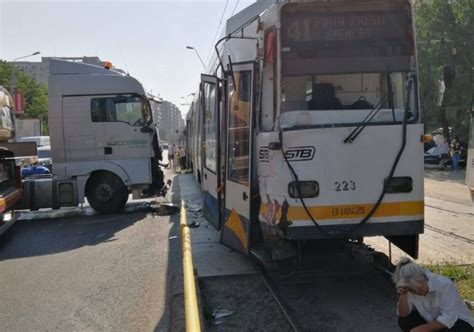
[200,75,221,229]
[63,96,104,163]
[98,95,154,182]
[221,64,254,254]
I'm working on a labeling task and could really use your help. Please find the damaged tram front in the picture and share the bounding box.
[191,0,424,262]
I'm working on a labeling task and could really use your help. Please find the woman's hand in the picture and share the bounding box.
[398,286,408,295]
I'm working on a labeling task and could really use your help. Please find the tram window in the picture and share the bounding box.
[228,71,252,185]
[281,72,418,123]
[203,82,217,172]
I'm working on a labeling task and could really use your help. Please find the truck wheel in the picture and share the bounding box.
[86,172,128,214]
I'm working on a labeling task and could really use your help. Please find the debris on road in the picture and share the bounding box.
[212,309,234,320]
[187,204,202,213]
[150,203,179,216]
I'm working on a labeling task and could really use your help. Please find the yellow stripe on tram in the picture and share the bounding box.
[260,201,424,222]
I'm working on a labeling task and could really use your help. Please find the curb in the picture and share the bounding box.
[169,174,205,331]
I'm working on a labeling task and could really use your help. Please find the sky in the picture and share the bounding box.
[0,0,255,117]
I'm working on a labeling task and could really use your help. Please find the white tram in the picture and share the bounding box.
[186,0,424,260]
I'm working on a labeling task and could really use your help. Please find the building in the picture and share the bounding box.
[11,56,107,86]
[158,100,184,143]
[147,94,162,128]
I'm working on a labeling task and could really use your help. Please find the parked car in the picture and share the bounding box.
[37,146,52,171]
[424,146,467,168]
[21,164,51,177]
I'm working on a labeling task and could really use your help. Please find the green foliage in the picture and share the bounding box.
[0,61,49,134]
[414,0,473,142]
[425,264,473,301]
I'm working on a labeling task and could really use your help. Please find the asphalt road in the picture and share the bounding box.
[0,177,180,331]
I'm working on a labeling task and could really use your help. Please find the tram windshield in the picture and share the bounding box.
[281,72,417,124]
[279,2,417,126]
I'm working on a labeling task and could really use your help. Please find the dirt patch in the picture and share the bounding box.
[199,274,292,331]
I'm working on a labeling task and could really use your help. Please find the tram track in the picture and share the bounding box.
[425,203,474,218]
[250,243,398,331]
[254,260,304,332]
[424,224,474,245]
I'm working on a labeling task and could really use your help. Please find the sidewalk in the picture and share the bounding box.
[177,173,254,277]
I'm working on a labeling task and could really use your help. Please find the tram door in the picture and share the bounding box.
[221,64,254,254]
[200,75,221,229]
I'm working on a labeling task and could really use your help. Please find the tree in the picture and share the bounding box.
[414,0,473,143]
[0,61,49,134]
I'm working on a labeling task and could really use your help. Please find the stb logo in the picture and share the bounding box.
[285,146,315,161]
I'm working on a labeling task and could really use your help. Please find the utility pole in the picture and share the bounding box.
[9,51,41,96]
[439,46,457,143]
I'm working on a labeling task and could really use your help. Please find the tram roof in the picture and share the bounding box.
[226,0,276,35]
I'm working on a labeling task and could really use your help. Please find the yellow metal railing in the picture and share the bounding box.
[180,200,201,331]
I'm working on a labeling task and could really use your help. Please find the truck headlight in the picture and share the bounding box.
[288,181,319,198]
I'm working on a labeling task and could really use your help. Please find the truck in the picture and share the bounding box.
[16,59,166,214]
[0,87,36,234]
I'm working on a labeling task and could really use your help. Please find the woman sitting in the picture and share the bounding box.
[393,258,473,332]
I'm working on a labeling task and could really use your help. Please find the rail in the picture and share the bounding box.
[180,200,201,331]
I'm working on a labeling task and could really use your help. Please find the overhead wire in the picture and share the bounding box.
[230,0,240,16]
[206,0,231,64]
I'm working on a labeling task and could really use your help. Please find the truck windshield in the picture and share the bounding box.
[281,72,417,123]
[91,95,152,126]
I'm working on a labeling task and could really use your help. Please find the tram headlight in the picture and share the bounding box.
[384,177,413,193]
[288,181,319,198]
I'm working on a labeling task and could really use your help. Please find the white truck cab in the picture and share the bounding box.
[20,59,164,213]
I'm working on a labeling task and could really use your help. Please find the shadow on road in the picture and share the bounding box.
[154,172,182,331]
[0,171,183,330]
[0,207,149,261]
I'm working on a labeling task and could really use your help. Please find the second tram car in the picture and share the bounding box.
[186,0,424,260]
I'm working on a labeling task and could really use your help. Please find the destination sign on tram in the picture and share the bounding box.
[281,6,412,58]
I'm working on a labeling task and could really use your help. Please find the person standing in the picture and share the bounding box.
[169,144,175,171]
[394,258,473,332]
[439,139,450,167]
[175,145,183,172]
[451,139,461,172]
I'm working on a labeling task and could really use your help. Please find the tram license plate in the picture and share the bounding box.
[331,205,366,218]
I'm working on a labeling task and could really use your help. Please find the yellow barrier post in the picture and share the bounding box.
[180,200,201,331]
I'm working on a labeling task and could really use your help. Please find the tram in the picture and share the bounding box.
[186,0,424,260]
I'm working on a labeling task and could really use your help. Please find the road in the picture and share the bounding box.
[0,171,180,331]
[0,167,471,331]
[366,169,474,264]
